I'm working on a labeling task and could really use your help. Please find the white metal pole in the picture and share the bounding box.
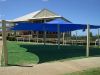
[86,24,90,57]
[2,20,8,66]
[58,24,60,49]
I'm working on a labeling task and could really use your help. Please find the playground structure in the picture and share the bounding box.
[1,9,100,66]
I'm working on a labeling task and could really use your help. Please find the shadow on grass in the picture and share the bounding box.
[20,45,100,64]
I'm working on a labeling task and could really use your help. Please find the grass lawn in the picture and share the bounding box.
[6,41,39,65]
[2,41,100,65]
[64,67,100,75]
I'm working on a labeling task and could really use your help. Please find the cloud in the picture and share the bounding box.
[42,0,49,2]
[0,0,7,2]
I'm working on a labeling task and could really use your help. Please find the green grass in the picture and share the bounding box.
[64,67,100,75]
[1,41,100,65]
[7,41,39,65]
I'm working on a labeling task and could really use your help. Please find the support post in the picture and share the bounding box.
[86,24,90,57]
[17,37,18,42]
[23,36,24,42]
[44,31,46,45]
[16,32,18,42]
[76,31,78,45]
[65,33,67,45]
[43,20,46,46]
[13,23,16,41]
[98,28,100,47]
[2,20,8,66]
[36,31,39,44]
[29,31,31,42]
[63,32,65,45]
[58,24,60,49]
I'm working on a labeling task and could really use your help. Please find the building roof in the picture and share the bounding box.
[13,9,62,22]
[0,20,13,23]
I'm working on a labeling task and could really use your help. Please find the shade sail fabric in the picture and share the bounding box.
[11,18,100,32]
[46,18,100,29]
[11,22,44,31]
[47,18,72,24]
[45,18,100,32]
[11,23,86,32]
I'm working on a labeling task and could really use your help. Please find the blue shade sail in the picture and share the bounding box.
[46,18,72,24]
[11,18,100,32]
[11,22,44,31]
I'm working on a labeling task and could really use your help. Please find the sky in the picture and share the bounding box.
[0,0,100,36]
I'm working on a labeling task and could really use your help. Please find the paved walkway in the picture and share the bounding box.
[0,57,100,75]
[0,40,3,66]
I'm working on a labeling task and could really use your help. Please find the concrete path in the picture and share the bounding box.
[0,57,100,75]
[0,40,3,66]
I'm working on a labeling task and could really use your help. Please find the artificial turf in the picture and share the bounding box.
[3,41,100,65]
[7,41,39,65]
